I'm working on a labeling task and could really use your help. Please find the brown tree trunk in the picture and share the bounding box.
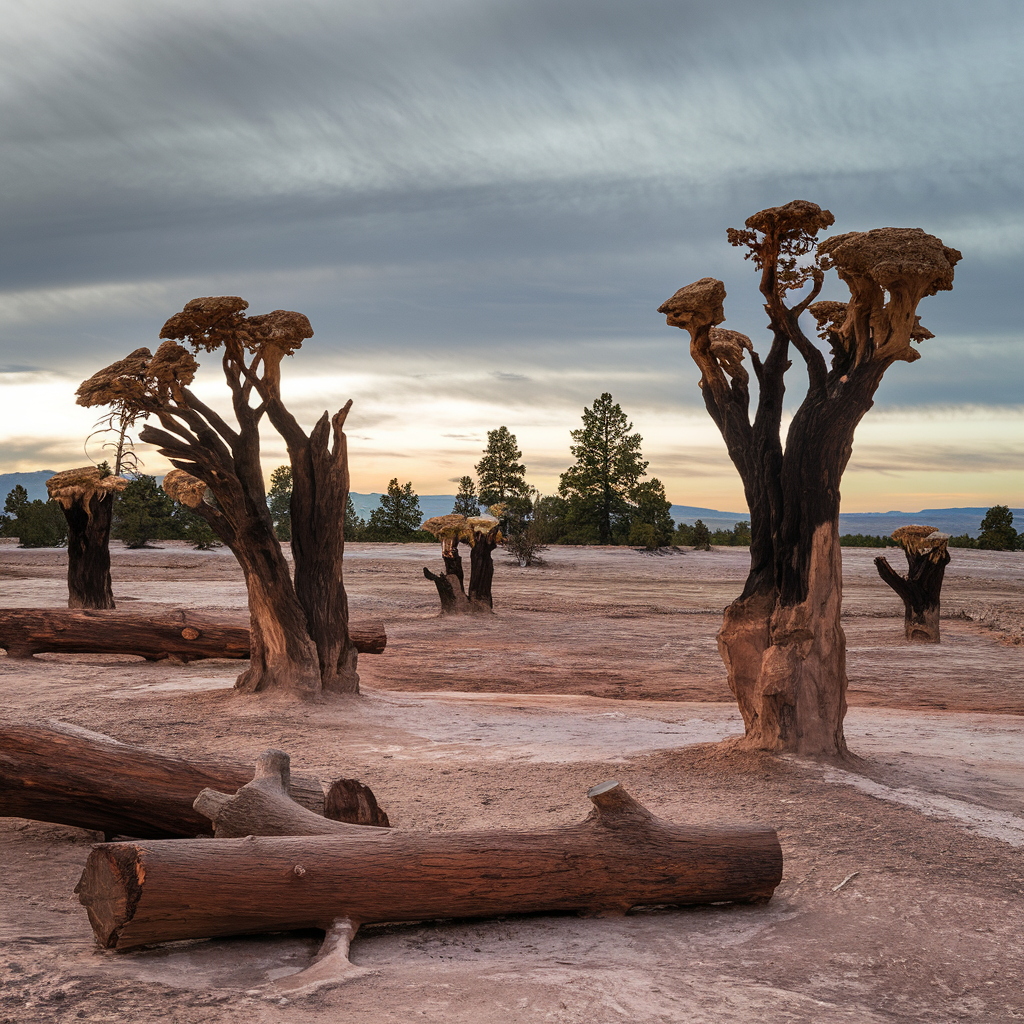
[0,724,385,838]
[422,566,471,614]
[468,526,499,609]
[59,491,117,609]
[875,543,949,642]
[0,608,385,660]
[77,781,783,952]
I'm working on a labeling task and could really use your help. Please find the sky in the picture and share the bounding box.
[1,0,1021,512]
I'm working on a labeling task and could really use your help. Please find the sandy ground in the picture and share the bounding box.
[1,540,1023,1023]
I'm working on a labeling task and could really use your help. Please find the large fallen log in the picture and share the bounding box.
[0,608,386,661]
[77,780,783,959]
[0,723,389,838]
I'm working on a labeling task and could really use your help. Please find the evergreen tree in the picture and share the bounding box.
[366,479,423,541]
[977,505,1018,551]
[267,465,292,541]
[344,494,366,541]
[558,393,648,544]
[171,502,220,549]
[690,519,712,551]
[452,475,480,517]
[2,486,68,547]
[476,427,529,505]
[112,475,175,548]
[627,478,675,548]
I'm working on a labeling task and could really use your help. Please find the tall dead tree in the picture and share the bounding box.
[46,467,128,609]
[76,297,359,697]
[874,525,950,642]
[421,513,501,614]
[659,202,960,755]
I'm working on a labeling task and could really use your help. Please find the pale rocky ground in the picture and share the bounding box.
[1,540,1023,1023]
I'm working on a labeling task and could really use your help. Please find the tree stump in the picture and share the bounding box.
[421,514,501,614]
[874,525,951,642]
[46,468,128,609]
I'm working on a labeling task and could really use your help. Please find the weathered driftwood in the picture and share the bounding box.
[0,723,387,838]
[194,749,390,837]
[77,780,783,961]
[47,468,128,610]
[874,525,951,642]
[0,608,386,661]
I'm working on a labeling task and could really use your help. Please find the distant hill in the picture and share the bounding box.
[3,476,1016,538]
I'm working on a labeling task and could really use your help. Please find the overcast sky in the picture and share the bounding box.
[1,0,1021,510]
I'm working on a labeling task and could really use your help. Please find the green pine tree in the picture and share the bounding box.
[977,505,1018,551]
[267,465,292,541]
[112,476,175,548]
[366,479,423,541]
[452,475,481,517]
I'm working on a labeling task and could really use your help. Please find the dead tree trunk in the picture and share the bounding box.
[421,517,495,615]
[0,609,386,661]
[77,780,782,954]
[0,724,386,838]
[46,469,127,610]
[193,749,390,837]
[659,204,960,755]
[422,567,471,614]
[874,526,950,642]
[467,523,500,609]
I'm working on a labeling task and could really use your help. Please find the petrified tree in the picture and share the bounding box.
[77,780,782,966]
[0,608,386,661]
[421,513,502,614]
[874,525,951,642]
[0,723,388,838]
[659,202,960,755]
[46,467,128,609]
[76,298,359,697]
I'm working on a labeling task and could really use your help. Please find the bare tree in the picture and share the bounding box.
[77,296,358,697]
[874,525,950,642]
[659,202,960,755]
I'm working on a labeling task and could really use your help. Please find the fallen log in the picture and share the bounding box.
[0,723,389,838]
[77,780,783,958]
[0,608,386,661]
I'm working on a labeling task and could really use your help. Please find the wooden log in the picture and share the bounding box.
[77,780,783,954]
[0,723,388,838]
[0,608,386,661]
[193,749,390,837]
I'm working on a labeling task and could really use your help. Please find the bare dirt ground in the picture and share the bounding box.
[1,540,1023,1023]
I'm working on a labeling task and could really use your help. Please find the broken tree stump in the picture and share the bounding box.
[46,468,129,610]
[77,780,783,954]
[874,525,951,642]
[421,513,501,614]
[0,723,388,838]
[194,749,390,837]
[0,608,386,661]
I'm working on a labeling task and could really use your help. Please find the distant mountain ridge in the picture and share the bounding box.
[2,473,1016,538]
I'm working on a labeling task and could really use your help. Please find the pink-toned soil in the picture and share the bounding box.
[1,540,1023,1023]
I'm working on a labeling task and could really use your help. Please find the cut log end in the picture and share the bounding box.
[75,844,145,949]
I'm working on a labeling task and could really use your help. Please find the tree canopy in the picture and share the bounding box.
[476,427,529,505]
[366,479,424,541]
[452,475,480,517]
[978,505,1018,550]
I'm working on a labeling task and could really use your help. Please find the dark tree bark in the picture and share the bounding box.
[0,724,386,838]
[422,516,498,615]
[77,781,783,957]
[467,523,500,609]
[659,203,961,755]
[46,469,127,610]
[874,526,950,642]
[77,299,361,698]
[0,608,386,660]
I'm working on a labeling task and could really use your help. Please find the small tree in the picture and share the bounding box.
[171,499,220,550]
[476,427,529,505]
[112,475,175,548]
[267,465,293,541]
[366,479,423,541]
[978,505,1018,551]
[3,486,68,548]
[627,478,675,549]
[344,495,366,541]
[77,296,359,696]
[659,201,960,755]
[452,475,481,517]
[559,394,648,544]
[690,519,712,551]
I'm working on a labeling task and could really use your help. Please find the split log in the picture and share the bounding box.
[0,609,386,661]
[0,723,388,838]
[874,525,950,642]
[77,780,783,957]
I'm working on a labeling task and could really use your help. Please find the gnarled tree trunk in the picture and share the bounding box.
[874,526,950,642]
